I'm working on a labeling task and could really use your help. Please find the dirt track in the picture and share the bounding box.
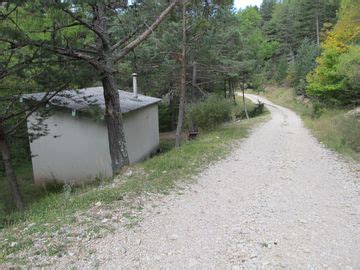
[61,94,360,269]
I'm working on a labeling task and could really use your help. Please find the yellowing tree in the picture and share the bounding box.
[306,0,360,105]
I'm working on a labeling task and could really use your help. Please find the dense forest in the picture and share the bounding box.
[0,0,359,212]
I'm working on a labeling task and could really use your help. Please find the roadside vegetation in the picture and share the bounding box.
[255,0,359,161]
[0,97,268,264]
[0,96,264,225]
[261,86,359,161]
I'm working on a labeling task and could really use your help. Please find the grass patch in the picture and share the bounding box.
[0,163,66,228]
[0,112,269,263]
[140,113,269,194]
[258,86,360,161]
[233,96,265,119]
[158,137,176,154]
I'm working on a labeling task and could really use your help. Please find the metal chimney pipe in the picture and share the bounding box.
[132,73,138,99]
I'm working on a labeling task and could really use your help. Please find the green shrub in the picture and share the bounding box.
[309,102,325,119]
[249,101,265,117]
[336,46,360,96]
[232,100,264,119]
[187,95,232,130]
[295,79,307,96]
[232,104,244,119]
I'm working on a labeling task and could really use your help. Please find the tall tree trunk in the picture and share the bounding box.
[228,79,231,100]
[191,61,197,102]
[228,79,232,100]
[0,126,24,210]
[316,14,320,47]
[316,0,320,47]
[170,93,177,131]
[223,80,227,98]
[242,86,249,120]
[289,49,295,63]
[175,2,187,148]
[93,4,129,174]
[231,80,236,104]
[101,74,129,174]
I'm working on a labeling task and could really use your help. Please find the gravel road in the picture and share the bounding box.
[68,95,360,269]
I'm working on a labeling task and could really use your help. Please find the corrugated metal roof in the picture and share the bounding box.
[23,87,161,114]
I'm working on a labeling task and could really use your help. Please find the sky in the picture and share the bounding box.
[234,0,263,9]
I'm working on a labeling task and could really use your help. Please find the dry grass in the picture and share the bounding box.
[259,86,360,161]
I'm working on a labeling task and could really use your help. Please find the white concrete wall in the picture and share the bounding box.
[28,104,159,184]
[123,105,159,164]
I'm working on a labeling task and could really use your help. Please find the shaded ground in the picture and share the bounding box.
[56,94,360,269]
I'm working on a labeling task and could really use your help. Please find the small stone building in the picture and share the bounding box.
[24,87,161,184]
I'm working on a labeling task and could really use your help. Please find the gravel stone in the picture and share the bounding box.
[52,94,360,269]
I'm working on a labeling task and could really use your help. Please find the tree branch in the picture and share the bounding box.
[27,22,82,34]
[48,46,107,71]
[60,5,110,49]
[111,23,145,51]
[114,0,180,63]
[30,40,113,72]
[0,49,39,80]
[0,4,18,21]
[5,86,67,136]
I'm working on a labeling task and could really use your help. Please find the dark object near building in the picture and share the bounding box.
[188,131,199,140]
